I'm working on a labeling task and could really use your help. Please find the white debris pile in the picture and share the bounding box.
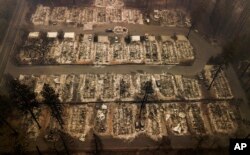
[60,75,75,102]
[175,35,195,62]
[81,8,94,23]
[122,9,143,24]
[94,42,110,64]
[95,0,124,8]
[66,8,82,25]
[31,5,50,25]
[160,35,195,65]
[79,74,97,102]
[19,35,45,64]
[163,103,189,135]
[96,8,107,23]
[175,75,202,100]
[64,105,91,142]
[128,41,143,63]
[153,74,177,100]
[110,42,127,64]
[207,102,237,134]
[44,37,62,64]
[50,7,68,25]
[144,39,160,64]
[161,39,178,64]
[112,103,136,139]
[117,74,136,101]
[31,4,143,25]
[151,9,188,27]
[98,74,119,101]
[94,104,109,135]
[186,103,207,135]
[77,41,94,64]
[60,38,77,64]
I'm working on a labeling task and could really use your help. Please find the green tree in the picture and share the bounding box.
[41,84,64,129]
[8,79,41,129]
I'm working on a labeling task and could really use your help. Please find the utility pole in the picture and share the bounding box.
[207,64,223,90]
[36,145,42,155]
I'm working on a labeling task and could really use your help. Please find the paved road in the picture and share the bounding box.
[0,0,27,81]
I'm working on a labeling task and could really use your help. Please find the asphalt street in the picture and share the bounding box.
[0,0,26,80]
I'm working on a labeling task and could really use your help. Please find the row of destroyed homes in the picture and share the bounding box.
[18,32,195,65]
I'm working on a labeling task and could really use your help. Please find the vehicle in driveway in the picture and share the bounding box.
[105,29,113,33]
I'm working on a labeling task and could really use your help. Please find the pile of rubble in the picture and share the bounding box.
[153,73,177,100]
[19,35,44,64]
[204,65,233,99]
[110,42,127,64]
[95,0,124,8]
[94,104,110,135]
[163,103,189,135]
[18,71,234,102]
[160,35,195,65]
[117,74,136,101]
[44,37,62,64]
[128,42,143,63]
[94,42,110,65]
[79,74,97,102]
[144,37,160,64]
[31,5,143,26]
[64,105,91,142]
[175,35,195,62]
[61,39,77,64]
[31,5,50,25]
[186,103,207,135]
[19,33,195,65]
[21,101,239,142]
[98,74,119,101]
[77,34,94,64]
[175,75,202,100]
[146,104,163,139]
[207,102,237,134]
[151,9,190,27]
[112,103,136,139]
[50,7,68,25]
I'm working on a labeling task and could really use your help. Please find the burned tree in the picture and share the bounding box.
[41,84,64,129]
[8,79,41,129]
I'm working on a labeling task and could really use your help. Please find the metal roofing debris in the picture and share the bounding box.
[64,32,75,39]
[28,32,40,38]
[47,32,58,38]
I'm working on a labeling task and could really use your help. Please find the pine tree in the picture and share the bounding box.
[9,79,41,129]
[41,84,64,129]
